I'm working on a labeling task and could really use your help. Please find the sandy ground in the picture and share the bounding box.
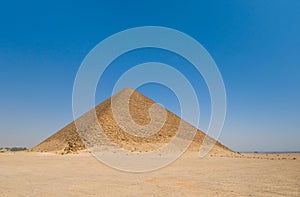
[0,151,299,197]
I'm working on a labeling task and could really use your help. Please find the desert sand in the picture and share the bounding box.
[0,151,299,197]
[3,88,299,196]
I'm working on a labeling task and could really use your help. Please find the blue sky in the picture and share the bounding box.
[0,0,299,152]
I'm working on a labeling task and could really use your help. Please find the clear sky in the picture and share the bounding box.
[0,0,299,152]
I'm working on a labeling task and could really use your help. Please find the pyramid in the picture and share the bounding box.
[32,88,232,154]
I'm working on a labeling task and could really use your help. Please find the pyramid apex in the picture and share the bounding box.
[115,87,137,95]
[122,87,135,91]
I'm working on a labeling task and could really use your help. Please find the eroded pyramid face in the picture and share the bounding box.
[32,88,231,155]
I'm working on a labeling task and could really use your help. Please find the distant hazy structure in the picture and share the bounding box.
[0,147,27,152]
[32,88,232,154]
